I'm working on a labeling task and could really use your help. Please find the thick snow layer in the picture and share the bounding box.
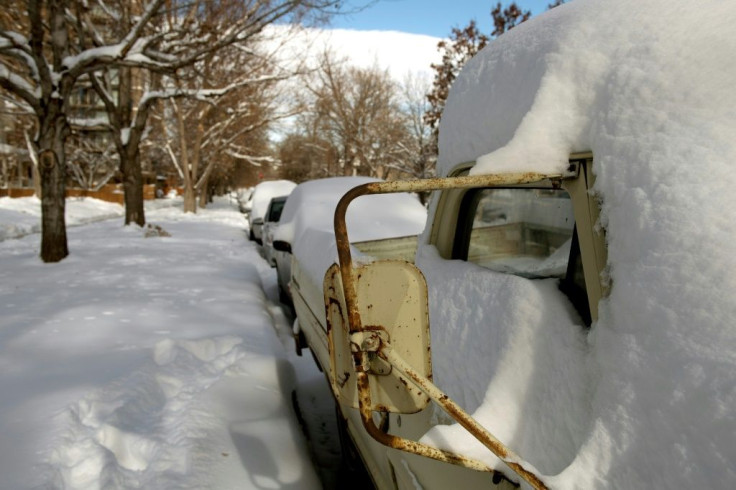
[418,246,591,475]
[423,0,736,488]
[274,176,427,292]
[248,180,296,223]
[0,196,124,240]
[0,196,322,489]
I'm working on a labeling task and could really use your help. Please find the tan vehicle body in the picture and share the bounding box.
[289,154,606,489]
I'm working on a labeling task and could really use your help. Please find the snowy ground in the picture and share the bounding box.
[0,195,349,489]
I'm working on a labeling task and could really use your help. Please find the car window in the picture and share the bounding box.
[464,188,574,279]
[267,199,286,222]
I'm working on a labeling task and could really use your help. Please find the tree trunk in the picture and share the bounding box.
[183,180,197,213]
[197,173,209,209]
[31,158,42,197]
[121,147,145,226]
[37,119,69,262]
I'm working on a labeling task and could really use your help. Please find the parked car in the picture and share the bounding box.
[247,180,296,243]
[271,176,426,306]
[280,1,736,489]
[236,187,254,215]
[261,195,289,267]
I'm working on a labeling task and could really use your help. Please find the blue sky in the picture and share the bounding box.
[329,0,556,38]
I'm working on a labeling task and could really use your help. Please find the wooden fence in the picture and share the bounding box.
[0,184,156,204]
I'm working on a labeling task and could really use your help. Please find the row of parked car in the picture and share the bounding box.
[243,176,428,306]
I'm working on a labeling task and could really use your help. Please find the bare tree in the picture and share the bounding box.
[0,0,342,261]
[66,133,118,191]
[161,35,297,213]
[395,73,435,180]
[88,1,341,225]
[278,131,336,182]
[0,91,36,191]
[383,73,436,203]
[303,52,409,178]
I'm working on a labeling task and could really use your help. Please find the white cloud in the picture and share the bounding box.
[266,25,442,82]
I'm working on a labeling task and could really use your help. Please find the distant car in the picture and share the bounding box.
[261,195,289,267]
[271,176,427,305]
[237,187,254,215]
[247,180,296,244]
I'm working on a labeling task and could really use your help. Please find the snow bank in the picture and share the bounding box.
[0,196,124,241]
[421,0,736,488]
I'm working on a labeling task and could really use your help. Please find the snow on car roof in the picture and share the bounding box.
[249,180,296,221]
[276,176,426,246]
[422,0,736,488]
[438,0,736,178]
[275,176,427,291]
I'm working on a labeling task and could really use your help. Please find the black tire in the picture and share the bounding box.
[335,406,362,473]
[292,319,304,357]
[335,406,374,488]
[278,283,291,306]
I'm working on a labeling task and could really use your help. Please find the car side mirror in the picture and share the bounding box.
[253,218,263,225]
[324,260,432,414]
[272,240,292,253]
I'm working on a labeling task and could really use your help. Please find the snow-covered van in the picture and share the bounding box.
[291,1,736,489]
[247,179,296,243]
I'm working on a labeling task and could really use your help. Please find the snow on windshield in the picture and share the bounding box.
[249,180,296,221]
[422,0,736,488]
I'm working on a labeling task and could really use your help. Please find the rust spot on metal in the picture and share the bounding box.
[325,297,344,336]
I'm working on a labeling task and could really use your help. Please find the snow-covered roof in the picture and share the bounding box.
[423,0,736,488]
[249,180,296,221]
[276,177,425,244]
[438,0,736,178]
[274,176,427,293]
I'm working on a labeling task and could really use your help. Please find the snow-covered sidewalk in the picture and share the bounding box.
[0,196,325,489]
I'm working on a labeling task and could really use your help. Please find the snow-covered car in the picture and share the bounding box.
[271,176,427,306]
[247,180,296,243]
[236,187,254,215]
[261,195,289,267]
[282,1,736,489]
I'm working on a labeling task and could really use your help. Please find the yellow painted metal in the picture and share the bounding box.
[324,260,432,414]
[328,163,607,490]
